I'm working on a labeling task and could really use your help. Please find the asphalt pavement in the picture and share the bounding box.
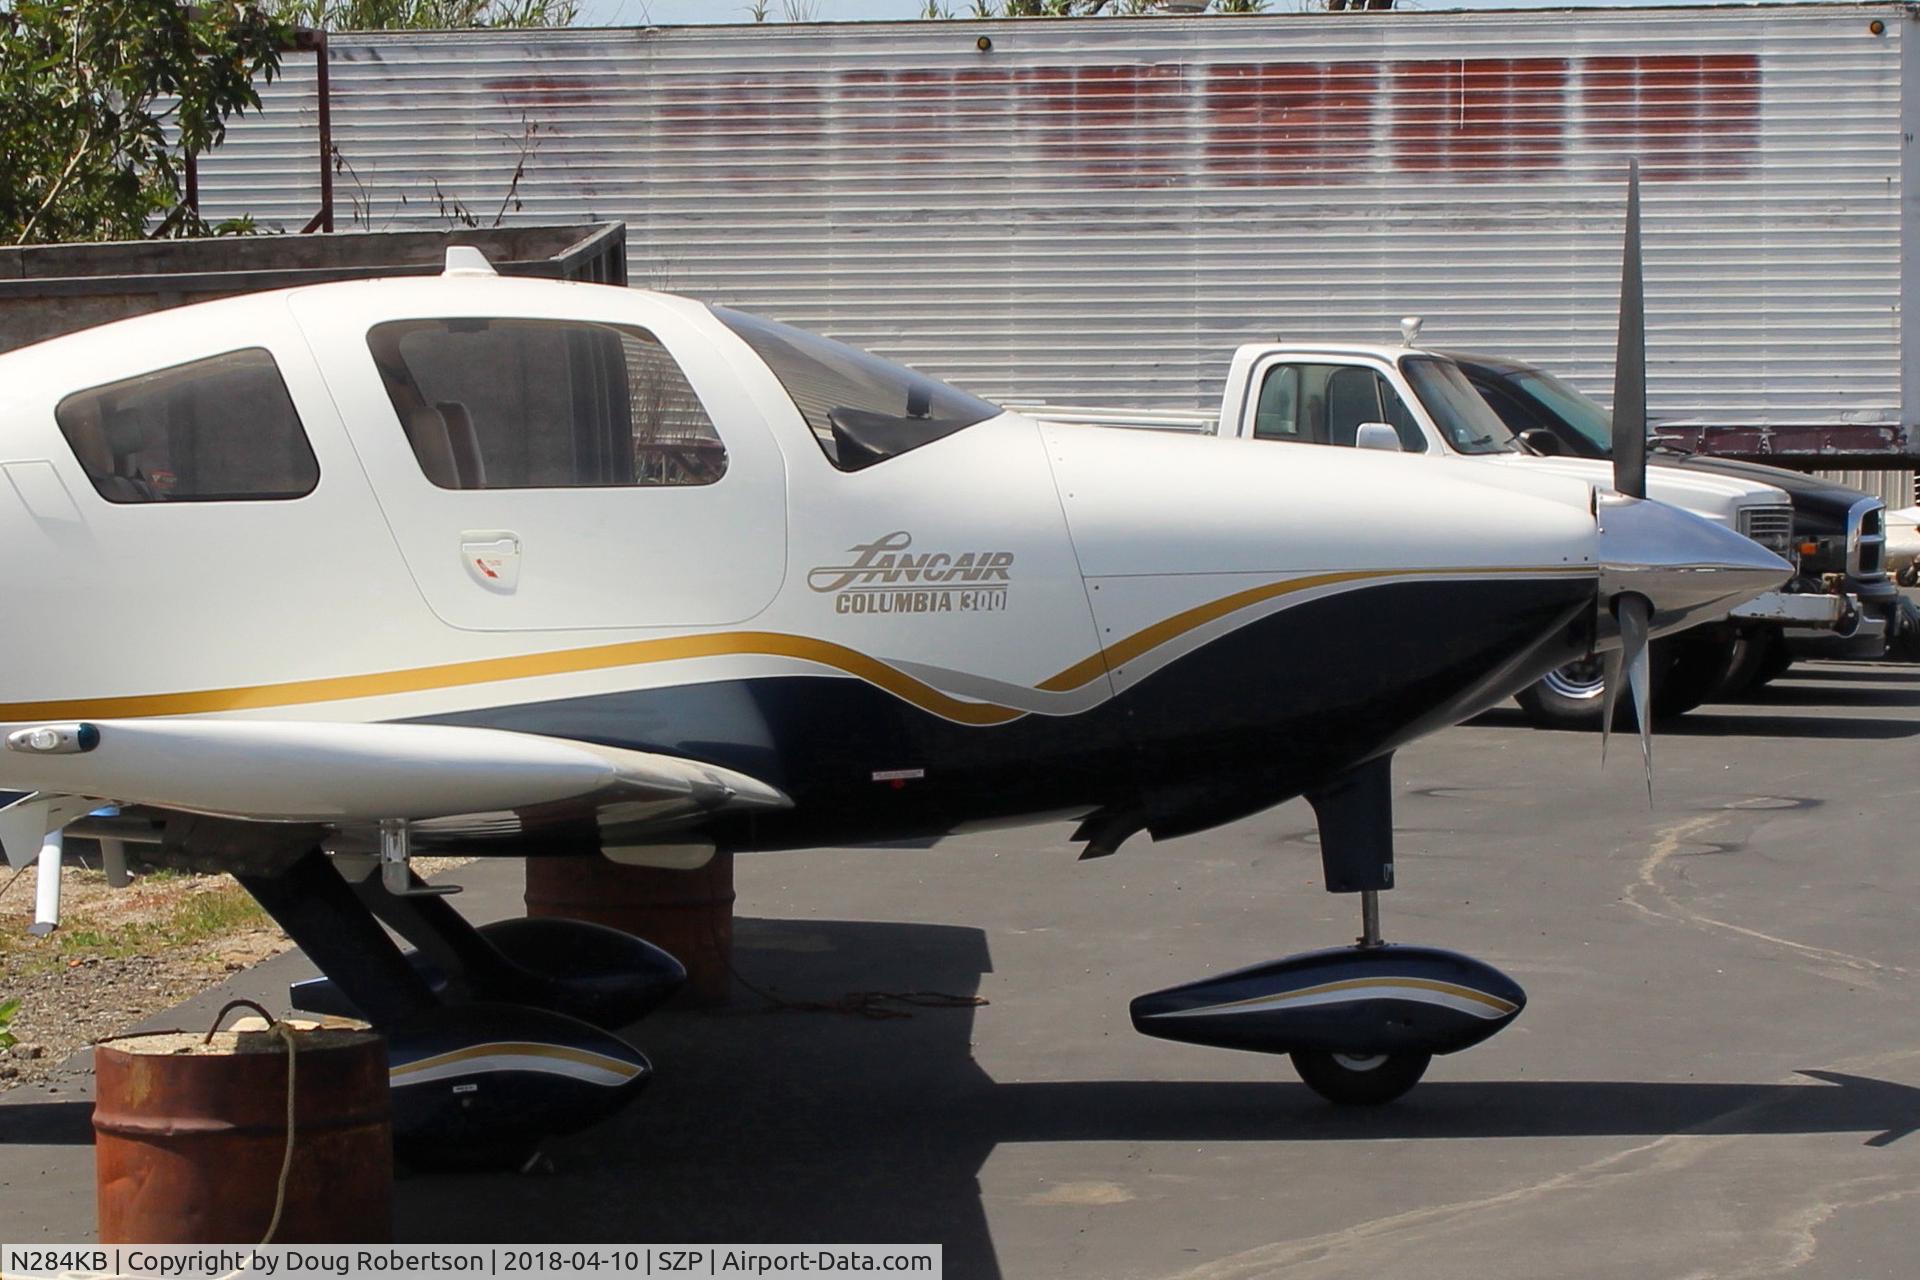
[4,662,1919,1279]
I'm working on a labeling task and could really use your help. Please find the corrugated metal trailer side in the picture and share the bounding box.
[1813,466,1916,506]
[196,4,1914,458]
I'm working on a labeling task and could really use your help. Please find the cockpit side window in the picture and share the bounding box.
[711,306,1000,471]
[55,348,320,503]
[366,318,728,489]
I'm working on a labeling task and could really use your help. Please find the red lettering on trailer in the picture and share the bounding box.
[1203,62,1378,186]
[653,51,1759,192]
[1391,59,1570,176]
[658,74,826,186]
[485,76,604,109]
[1020,64,1188,188]
[1581,54,1759,181]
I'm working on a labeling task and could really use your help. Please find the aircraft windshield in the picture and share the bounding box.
[1509,369,1615,454]
[1402,357,1521,456]
[713,306,1001,471]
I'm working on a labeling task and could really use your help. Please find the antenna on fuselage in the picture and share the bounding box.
[443,246,498,277]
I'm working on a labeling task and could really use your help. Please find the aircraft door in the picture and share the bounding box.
[294,298,787,632]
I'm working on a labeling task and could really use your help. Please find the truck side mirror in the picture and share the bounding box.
[1517,427,1564,456]
[1354,422,1403,452]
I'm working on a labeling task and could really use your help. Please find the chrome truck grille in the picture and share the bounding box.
[1735,504,1796,562]
[1848,497,1887,580]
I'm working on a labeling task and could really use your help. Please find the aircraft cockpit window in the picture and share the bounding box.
[711,306,1000,472]
[54,348,320,503]
[366,318,728,489]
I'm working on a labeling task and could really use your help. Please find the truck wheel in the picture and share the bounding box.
[1515,657,1614,728]
[1715,629,1785,697]
[1515,645,1680,730]
[1652,630,1737,719]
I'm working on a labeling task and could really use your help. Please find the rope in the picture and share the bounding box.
[205,999,297,1246]
[259,1022,297,1246]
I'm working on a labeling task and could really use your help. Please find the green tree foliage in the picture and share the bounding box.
[274,0,577,29]
[0,0,290,245]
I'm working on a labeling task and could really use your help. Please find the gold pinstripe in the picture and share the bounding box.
[388,1040,644,1081]
[0,564,1591,726]
[1181,975,1519,1016]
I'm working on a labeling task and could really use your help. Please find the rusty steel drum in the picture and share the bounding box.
[525,852,734,1008]
[93,1028,392,1243]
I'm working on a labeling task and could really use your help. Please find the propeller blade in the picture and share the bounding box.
[1612,159,1647,500]
[1600,647,1623,765]
[1617,593,1654,802]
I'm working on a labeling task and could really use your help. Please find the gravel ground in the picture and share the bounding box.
[0,863,289,1093]
[0,854,469,1093]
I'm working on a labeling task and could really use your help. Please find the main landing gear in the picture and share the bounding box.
[230,840,684,1169]
[1130,754,1526,1105]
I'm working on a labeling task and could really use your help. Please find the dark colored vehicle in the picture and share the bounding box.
[1450,352,1908,715]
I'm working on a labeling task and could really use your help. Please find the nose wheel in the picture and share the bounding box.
[1129,755,1527,1106]
[1288,888,1433,1106]
[1290,1048,1432,1106]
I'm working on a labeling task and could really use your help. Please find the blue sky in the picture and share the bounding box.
[579,0,1809,26]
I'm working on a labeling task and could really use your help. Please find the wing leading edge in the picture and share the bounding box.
[0,719,789,868]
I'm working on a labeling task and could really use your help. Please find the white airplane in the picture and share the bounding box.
[0,190,1784,1163]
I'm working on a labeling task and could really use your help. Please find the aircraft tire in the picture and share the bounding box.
[1514,642,1682,730]
[1290,1050,1431,1106]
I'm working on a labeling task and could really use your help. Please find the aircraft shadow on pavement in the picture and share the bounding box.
[1781,666,1920,684]
[1467,705,1920,740]
[0,1099,92,1145]
[375,917,1920,1278]
[1654,711,1920,740]
[1737,683,1920,708]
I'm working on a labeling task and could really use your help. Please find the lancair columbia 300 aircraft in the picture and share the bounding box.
[0,205,1784,1159]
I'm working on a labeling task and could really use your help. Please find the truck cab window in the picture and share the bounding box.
[1256,363,1425,452]
[1374,375,1427,452]
[366,318,727,489]
[55,348,319,503]
[1402,356,1519,456]
[1253,365,1303,441]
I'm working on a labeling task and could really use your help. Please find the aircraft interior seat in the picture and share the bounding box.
[438,401,487,489]
[89,408,163,500]
[404,404,461,489]
[63,409,115,478]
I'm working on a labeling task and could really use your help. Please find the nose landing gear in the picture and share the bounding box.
[1128,754,1527,1105]
[1289,1048,1433,1108]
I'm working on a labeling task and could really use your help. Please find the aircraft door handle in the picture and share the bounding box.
[461,532,521,592]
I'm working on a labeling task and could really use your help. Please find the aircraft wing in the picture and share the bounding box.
[0,719,789,869]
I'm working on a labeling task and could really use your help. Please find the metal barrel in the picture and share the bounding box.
[524,852,734,1008]
[93,1028,392,1243]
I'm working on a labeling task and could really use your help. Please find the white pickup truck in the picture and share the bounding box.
[1015,336,1842,729]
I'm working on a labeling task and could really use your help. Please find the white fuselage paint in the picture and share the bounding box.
[0,275,1787,842]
